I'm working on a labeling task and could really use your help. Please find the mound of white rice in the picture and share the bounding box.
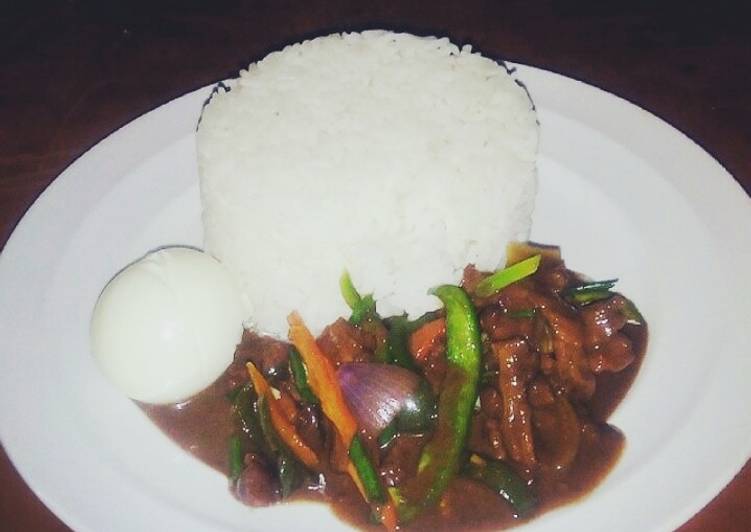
[197,30,538,336]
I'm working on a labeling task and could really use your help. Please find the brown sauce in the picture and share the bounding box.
[588,324,648,421]
[140,373,235,473]
[142,255,648,531]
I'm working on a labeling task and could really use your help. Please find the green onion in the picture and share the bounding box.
[277,454,302,499]
[569,288,615,305]
[339,270,361,309]
[463,457,536,517]
[350,294,376,325]
[567,279,618,292]
[562,280,645,324]
[621,297,645,324]
[228,435,244,481]
[288,347,318,404]
[232,384,273,462]
[561,279,618,305]
[507,308,536,319]
[340,271,377,325]
[257,395,304,498]
[349,435,386,503]
[474,255,542,297]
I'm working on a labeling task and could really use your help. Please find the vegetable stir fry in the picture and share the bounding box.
[143,242,647,530]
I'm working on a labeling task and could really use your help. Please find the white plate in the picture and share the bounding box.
[1,64,750,532]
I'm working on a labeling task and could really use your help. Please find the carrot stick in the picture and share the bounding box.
[287,311,358,444]
[276,390,299,423]
[378,501,399,531]
[408,318,446,361]
[246,362,319,470]
[288,312,397,530]
[247,361,272,395]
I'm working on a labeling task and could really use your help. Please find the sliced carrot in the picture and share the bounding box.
[288,312,396,529]
[246,362,319,470]
[287,311,358,444]
[385,505,398,531]
[408,318,446,361]
[247,361,272,395]
[378,501,399,532]
[277,389,299,423]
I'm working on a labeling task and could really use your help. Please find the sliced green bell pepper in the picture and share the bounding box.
[395,285,482,521]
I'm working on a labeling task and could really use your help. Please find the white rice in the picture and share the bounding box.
[197,30,538,336]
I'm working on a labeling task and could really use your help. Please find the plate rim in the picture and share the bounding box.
[0,62,749,531]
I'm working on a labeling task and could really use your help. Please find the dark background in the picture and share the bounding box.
[1,1,749,530]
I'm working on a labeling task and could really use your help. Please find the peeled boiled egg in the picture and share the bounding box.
[90,247,246,404]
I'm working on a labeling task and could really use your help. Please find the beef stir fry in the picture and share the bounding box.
[143,243,647,530]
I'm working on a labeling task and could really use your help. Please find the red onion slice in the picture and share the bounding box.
[337,362,421,435]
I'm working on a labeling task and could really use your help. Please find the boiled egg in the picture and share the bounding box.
[91,247,246,404]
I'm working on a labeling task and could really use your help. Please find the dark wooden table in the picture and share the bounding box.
[2,1,749,530]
